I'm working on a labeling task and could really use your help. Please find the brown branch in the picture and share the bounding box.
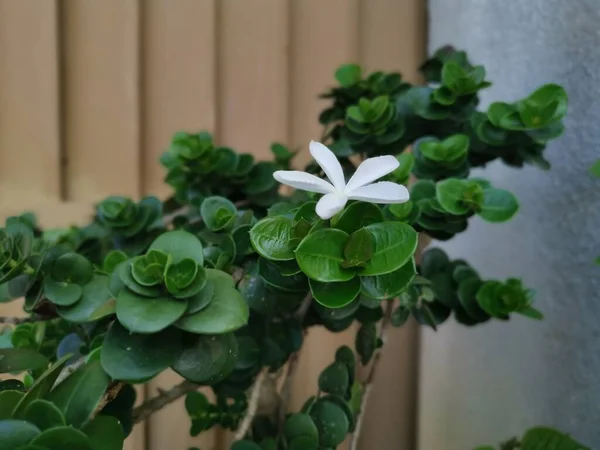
[132,380,199,424]
[349,300,394,450]
[91,381,124,421]
[0,315,50,325]
[233,367,269,441]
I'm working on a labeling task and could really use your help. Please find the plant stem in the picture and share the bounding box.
[132,380,199,424]
[0,316,43,325]
[349,300,394,450]
[91,382,124,421]
[233,367,269,441]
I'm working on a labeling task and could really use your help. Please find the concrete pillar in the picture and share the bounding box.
[419,1,600,449]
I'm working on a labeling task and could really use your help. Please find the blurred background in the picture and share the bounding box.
[1,0,598,449]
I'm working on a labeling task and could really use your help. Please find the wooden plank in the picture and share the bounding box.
[142,1,218,449]
[61,0,141,201]
[356,2,427,449]
[141,0,216,198]
[216,0,290,156]
[0,0,61,207]
[359,0,427,82]
[288,2,359,425]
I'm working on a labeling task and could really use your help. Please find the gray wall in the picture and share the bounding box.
[419,1,600,449]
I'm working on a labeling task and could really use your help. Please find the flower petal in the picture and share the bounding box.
[344,155,400,193]
[347,181,409,204]
[316,193,348,220]
[273,170,336,194]
[309,141,346,192]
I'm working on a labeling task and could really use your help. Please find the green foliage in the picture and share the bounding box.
[475,426,589,450]
[0,44,569,450]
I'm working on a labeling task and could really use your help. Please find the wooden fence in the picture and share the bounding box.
[0,0,426,448]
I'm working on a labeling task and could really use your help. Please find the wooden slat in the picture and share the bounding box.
[62,0,141,201]
[0,0,61,207]
[142,2,219,449]
[357,2,427,449]
[288,3,359,428]
[216,0,290,156]
[141,0,217,198]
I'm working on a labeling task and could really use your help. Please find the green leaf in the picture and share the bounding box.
[478,188,519,222]
[589,159,600,178]
[57,275,114,323]
[175,277,248,334]
[30,426,92,450]
[118,260,160,297]
[333,202,384,235]
[232,224,254,257]
[101,322,182,381]
[0,348,48,373]
[13,355,70,418]
[24,399,66,430]
[201,197,237,231]
[250,216,297,261]
[355,322,377,365]
[284,413,319,443]
[319,362,349,397]
[360,258,416,299]
[360,222,418,276]
[83,415,125,450]
[342,228,373,269]
[393,152,414,183]
[0,390,24,419]
[310,277,360,309]
[457,278,489,322]
[391,306,411,327]
[51,252,93,285]
[185,279,214,316]
[165,260,207,299]
[436,178,470,214]
[235,336,260,370]
[46,360,110,428]
[244,162,277,195]
[116,288,187,334]
[309,398,349,447]
[295,229,356,282]
[43,278,82,306]
[171,332,238,384]
[131,252,166,287]
[521,426,589,450]
[259,258,307,293]
[335,64,362,87]
[0,420,40,450]
[103,251,128,273]
[149,230,204,265]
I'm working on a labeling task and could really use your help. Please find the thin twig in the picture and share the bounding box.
[91,382,124,420]
[0,315,49,325]
[233,368,269,441]
[349,300,394,450]
[132,379,199,424]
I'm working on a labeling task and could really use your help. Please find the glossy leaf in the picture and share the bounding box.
[0,420,40,449]
[360,258,416,299]
[57,275,114,323]
[333,202,384,235]
[478,188,519,222]
[101,322,182,381]
[116,289,187,334]
[30,426,92,450]
[309,398,349,447]
[295,229,356,282]
[0,348,48,373]
[149,230,204,265]
[46,360,110,428]
[360,222,417,276]
[171,332,238,384]
[83,415,125,450]
[23,399,66,430]
[250,216,297,261]
[310,278,360,309]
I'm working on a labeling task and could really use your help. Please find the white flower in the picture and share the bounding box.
[273,141,410,220]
